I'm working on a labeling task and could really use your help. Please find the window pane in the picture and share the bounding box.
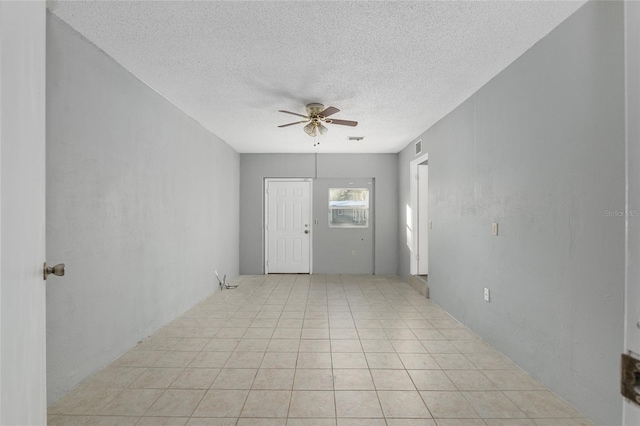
[328,188,369,228]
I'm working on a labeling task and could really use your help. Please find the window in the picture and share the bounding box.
[328,188,369,228]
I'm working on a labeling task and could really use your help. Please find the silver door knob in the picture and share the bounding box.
[304,230,310,234]
[44,262,65,280]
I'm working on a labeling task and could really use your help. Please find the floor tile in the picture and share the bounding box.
[398,353,440,370]
[296,352,332,369]
[114,350,166,367]
[532,419,595,426]
[391,340,428,353]
[48,275,593,426]
[286,418,336,425]
[332,369,375,390]
[268,339,301,352]
[483,420,536,426]
[224,351,264,368]
[170,368,220,389]
[420,340,460,354]
[503,390,581,418]
[330,329,360,340]
[154,351,198,368]
[371,369,416,390]
[174,338,210,351]
[337,419,386,426]
[432,354,475,370]
[462,391,526,418]
[203,339,240,352]
[385,419,437,426]
[261,352,299,369]
[445,370,498,390]
[360,339,395,353]
[47,415,92,426]
[293,369,334,390]
[237,418,286,426]
[331,340,363,352]
[129,368,183,389]
[145,389,205,417]
[241,390,291,417]
[84,416,140,425]
[299,339,331,352]
[366,352,405,369]
[335,390,383,417]
[192,389,248,417]
[483,370,546,390]
[189,351,232,368]
[408,369,457,391]
[136,417,189,426]
[289,391,336,417]
[332,352,368,369]
[377,390,431,418]
[211,368,257,389]
[99,388,164,416]
[252,368,295,389]
[81,366,146,388]
[419,391,478,419]
[466,353,518,370]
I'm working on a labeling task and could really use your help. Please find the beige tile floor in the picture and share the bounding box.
[48,275,594,426]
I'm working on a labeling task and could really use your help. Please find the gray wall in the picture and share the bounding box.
[313,178,374,274]
[240,154,398,275]
[397,2,624,424]
[46,14,240,404]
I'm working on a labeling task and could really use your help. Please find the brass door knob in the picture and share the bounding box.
[44,262,65,280]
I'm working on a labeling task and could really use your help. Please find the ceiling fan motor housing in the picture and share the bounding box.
[306,103,325,117]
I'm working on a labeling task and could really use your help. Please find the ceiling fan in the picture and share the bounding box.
[278,103,358,138]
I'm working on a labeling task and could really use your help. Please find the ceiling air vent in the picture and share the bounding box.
[348,136,364,141]
[415,139,422,156]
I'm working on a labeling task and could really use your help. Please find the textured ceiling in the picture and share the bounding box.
[48,1,586,154]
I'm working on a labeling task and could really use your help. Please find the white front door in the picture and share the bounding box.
[266,180,311,273]
[623,1,640,423]
[0,1,48,423]
[418,164,429,275]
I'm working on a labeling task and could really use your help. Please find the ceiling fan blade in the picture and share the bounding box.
[320,106,340,117]
[278,121,307,128]
[278,110,309,119]
[328,119,358,127]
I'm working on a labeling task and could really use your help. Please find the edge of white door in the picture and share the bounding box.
[0,1,48,423]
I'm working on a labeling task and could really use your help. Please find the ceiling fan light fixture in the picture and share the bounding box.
[304,122,319,137]
[318,123,328,135]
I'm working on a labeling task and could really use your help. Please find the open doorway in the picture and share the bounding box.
[409,152,429,276]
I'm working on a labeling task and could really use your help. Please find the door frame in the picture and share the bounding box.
[409,152,429,275]
[264,178,313,274]
[623,0,640,423]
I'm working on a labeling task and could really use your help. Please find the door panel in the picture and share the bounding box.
[313,178,374,274]
[624,1,640,423]
[0,2,47,423]
[266,180,311,273]
[418,165,429,275]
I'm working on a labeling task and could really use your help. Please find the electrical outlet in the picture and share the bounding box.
[352,250,356,256]
[492,222,499,236]
[429,221,433,229]
[484,288,490,302]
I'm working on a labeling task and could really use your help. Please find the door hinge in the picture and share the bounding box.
[622,352,640,406]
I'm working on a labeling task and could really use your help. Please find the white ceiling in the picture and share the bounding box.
[48,1,586,154]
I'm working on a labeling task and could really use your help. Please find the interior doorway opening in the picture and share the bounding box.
[409,152,429,276]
